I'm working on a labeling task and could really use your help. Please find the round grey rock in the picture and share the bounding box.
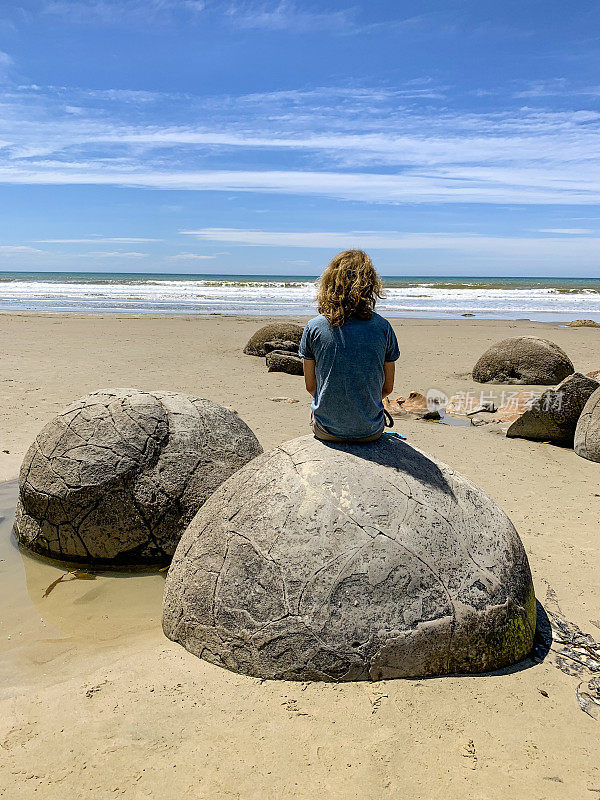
[163,435,536,681]
[244,323,304,356]
[473,337,574,385]
[574,386,600,462]
[14,389,263,565]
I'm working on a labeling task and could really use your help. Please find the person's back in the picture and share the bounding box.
[299,250,399,442]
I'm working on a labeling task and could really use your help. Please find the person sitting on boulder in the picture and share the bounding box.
[299,249,399,442]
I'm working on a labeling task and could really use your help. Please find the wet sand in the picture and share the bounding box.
[0,312,599,798]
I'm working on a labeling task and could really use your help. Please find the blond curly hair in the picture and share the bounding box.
[317,250,383,327]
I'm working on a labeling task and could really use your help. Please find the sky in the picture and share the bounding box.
[0,0,599,276]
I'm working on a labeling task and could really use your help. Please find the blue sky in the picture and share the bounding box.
[0,0,599,276]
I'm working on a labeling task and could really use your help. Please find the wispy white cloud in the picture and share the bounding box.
[0,50,12,82]
[1,82,600,205]
[536,228,595,235]
[2,165,599,205]
[34,0,429,36]
[180,227,600,264]
[514,79,600,98]
[43,0,206,26]
[79,251,149,257]
[168,252,217,260]
[225,1,354,33]
[37,237,162,243]
[0,245,45,254]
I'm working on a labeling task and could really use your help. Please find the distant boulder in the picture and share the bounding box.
[472,337,574,385]
[263,339,299,354]
[567,319,600,328]
[574,387,600,463]
[266,350,303,375]
[506,373,599,446]
[244,323,304,356]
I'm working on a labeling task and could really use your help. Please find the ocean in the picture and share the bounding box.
[1,272,600,322]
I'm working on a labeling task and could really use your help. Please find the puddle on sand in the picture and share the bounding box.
[0,481,166,694]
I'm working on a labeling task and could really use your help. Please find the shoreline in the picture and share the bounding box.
[0,308,574,322]
[3,273,600,323]
[0,309,595,323]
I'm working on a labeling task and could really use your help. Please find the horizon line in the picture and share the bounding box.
[1,269,600,281]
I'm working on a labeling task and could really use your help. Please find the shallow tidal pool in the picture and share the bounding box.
[0,481,166,696]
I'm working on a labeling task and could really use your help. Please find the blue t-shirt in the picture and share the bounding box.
[299,312,400,439]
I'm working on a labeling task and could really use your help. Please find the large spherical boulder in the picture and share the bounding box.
[163,435,535,681]
[472,337,574,385]
[14,389,263,565]
[244,323,304,356]
[574,387,600,462]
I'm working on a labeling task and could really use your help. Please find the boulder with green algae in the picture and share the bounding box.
[14,389,262,565]
[163,435,536,681]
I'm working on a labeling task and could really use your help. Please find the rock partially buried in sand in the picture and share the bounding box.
[163,435,536,681]
[506,373,599,446]
[472,337,574,385]
[266,350,303,375]
[574,387,600,463]
[567,319,600,328]
[14,389,263,565]
[244,323,304,356]
[263,339,299,354]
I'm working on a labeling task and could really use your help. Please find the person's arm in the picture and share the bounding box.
[383,361,395,398]
[303,359,317,396]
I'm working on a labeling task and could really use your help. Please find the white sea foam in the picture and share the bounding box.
[1,276,600,321]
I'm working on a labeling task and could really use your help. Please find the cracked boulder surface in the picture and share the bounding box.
[14,389,263,566]
[243,323,305,356]
[472,336,574,385]
[574,386,600,462]
[163,434,536,681]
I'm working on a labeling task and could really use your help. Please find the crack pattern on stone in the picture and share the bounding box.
[14,388,263,566]
[163,434,536,681]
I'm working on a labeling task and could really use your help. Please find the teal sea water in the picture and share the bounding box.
[1,272,600,321]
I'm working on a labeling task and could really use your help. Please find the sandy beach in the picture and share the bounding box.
[1,312,599,799]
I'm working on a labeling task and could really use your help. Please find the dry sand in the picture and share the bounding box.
[0,312,599,799]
